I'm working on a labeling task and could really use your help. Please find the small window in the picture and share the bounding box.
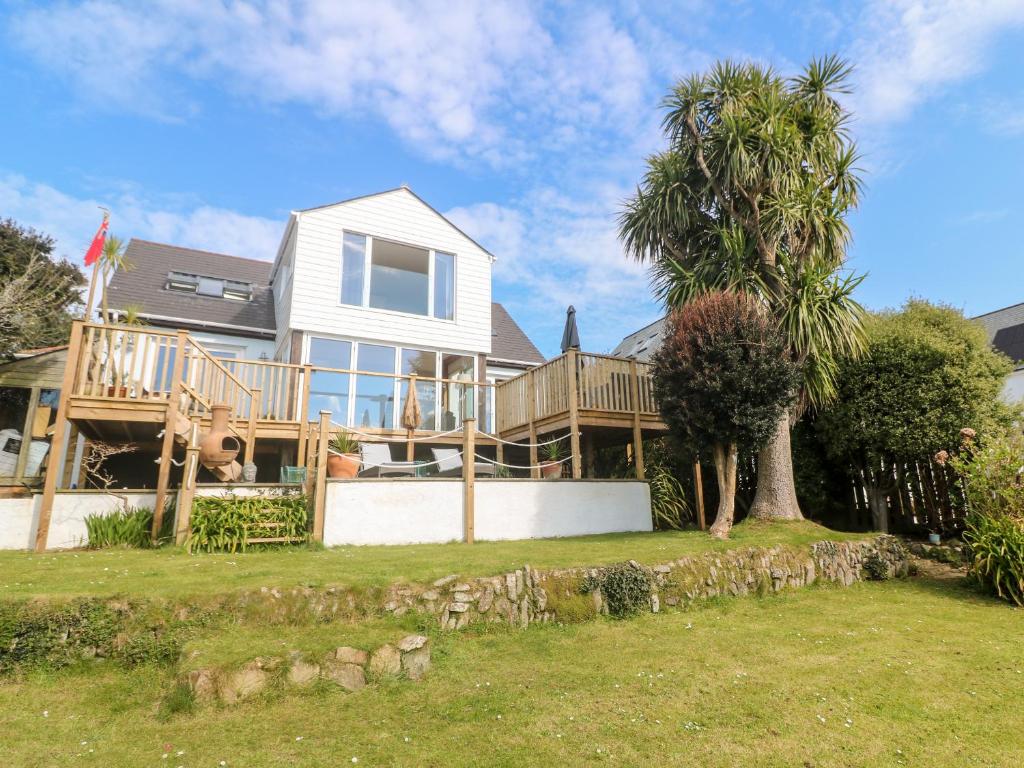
[223,281,253,301]
[197,277,224,297]
[340,233,366,306]
[166,272,198,293]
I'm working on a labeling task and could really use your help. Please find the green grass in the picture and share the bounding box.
[0,520,866,600]
[1,575,1020,767]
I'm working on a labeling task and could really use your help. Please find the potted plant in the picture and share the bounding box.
[327,430,361,479]
[540,439,565,479]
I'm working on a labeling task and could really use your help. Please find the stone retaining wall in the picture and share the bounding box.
[379,535,908,630]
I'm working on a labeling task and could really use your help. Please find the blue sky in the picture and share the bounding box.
[2,0,1023,356]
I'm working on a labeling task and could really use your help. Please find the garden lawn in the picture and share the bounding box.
[1,573,1021,767]
[0,520,866,600]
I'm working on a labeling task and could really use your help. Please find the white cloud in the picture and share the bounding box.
[447,188,660,355]
[10,0,663,166]
[0,173,282,267]
[852,0,1024,124]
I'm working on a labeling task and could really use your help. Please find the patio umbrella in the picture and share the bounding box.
[560,305,581,353]
[401,377,422,461]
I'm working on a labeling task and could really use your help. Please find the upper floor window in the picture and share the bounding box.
[339,233,455,319]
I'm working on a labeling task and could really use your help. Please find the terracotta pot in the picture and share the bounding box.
[199,404,241,467]
[106,385,128,398]
[327,452,361,479]
[540,461,563,479]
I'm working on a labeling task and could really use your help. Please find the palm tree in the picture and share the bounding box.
[620,56,866,520]
[98,235,131,324]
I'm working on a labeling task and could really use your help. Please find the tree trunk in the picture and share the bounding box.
[866,486,889,533]
[709,442,738,539]
[748,410,803,521]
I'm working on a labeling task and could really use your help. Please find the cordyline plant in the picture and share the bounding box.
[652,291,800,538]
[620,56,866,522]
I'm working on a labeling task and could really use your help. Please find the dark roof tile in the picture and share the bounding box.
[490,303,544,365]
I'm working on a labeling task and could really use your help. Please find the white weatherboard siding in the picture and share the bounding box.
[322,480,652,546]
[287,189,493,355]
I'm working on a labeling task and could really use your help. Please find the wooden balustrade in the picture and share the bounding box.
[70,324,656,438]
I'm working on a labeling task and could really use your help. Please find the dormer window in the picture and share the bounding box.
[165,272,253,302]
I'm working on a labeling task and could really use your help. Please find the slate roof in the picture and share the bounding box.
[974,302,1024,367]
[106,239,276,337]
[490,303,545,365]
[611,316,667,362]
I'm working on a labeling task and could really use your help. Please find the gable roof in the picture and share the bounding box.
[611,316,667,362]
[490,303,545,365]
[296,186,496,260]
[106,239,277,337]
[974,302,1024,367]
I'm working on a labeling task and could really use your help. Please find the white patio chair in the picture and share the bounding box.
[430,447,495,478]
[358,442,420,477]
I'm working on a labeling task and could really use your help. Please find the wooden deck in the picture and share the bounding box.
[31,321,668,551]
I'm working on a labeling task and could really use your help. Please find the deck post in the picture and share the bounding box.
[628,360,645,480]
[693,457,706,531]
[152,330,188,542]
[312,410,330,543]
[174,419,200,545]
[13,386,41,483]
[583,432,595,479]
[296,364,312,465]
[526,369,539,479]
[463,417,475,544]
[34,320,84,552]
[566,350,582,479]
[243,387,260,466]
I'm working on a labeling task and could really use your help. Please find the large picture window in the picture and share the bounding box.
[304,336,476,430]
[339,233,455,319]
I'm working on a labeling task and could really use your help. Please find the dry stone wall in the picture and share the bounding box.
[380,535,908,629]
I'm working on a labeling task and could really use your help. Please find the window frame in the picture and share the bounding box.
[303,333,478,430]
[338,231,457,322]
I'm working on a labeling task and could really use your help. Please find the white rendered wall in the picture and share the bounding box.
[323,479,652,546]
[1003,369,1024,403]
[188,330,276,362]
[0,491,157,550]
[324,480,464,546]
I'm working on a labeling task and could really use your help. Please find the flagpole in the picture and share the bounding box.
[83,260,101,322]
[82,208,109,323]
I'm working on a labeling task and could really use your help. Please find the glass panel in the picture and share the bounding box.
[369,239,429,315]
[354,344,396,429]
[340,232,366,306]
[308,337,352,423]
[399,349,438,430]
[440,354,475,429]
[433,251,454,320]
[197,276,224,297]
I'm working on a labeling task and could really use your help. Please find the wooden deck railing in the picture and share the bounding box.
[494,351,658,433]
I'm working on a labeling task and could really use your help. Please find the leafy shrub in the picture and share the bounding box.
[582,562,652,617]
[963,512,1024,606]
[84,505,153,548]
[187,492,310,553]
[862,551,890,581]
[950,429,1024,519]
[647,460,691,530]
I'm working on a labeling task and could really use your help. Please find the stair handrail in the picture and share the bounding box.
[186,335,257,402]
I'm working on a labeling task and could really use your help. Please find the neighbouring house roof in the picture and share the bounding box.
[0,346,68,389]
[106,239,277,338]
[611,316,667,362]
[490,303,545,366]
[974,302,1024,367]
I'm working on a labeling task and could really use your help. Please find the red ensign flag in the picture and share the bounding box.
[83,214,109,266]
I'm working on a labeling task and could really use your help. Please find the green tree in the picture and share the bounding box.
[0,218,85,357]
[816,300,1013,531]
[652,291,800,538]
[620,56,865,521]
